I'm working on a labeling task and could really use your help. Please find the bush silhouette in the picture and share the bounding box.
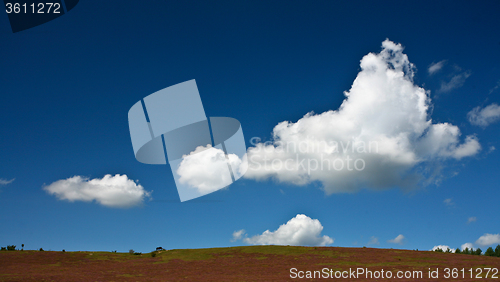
[495,245,500,257]
[485,247,495,256]
[7,245,16,251]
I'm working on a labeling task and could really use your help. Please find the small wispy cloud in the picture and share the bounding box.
[468,103,500,127]
[467,217,477,224]
[387,234,405,245]
[438,70,471,93]
[428,60,446,75]
[367,236,380,246]
[0,178,15,185]
[489,80,500,94]
[443,198,454,206]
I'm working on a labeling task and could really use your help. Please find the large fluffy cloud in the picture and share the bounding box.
[43,174,151,208]
[468,103,500,127]
[475,233,500,247]
[233,214,334,246]
[176,145,243,194]
[244,39,480,194]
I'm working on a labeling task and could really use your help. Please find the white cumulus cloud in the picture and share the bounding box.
[43,174,151,208]
[244,39,480,194]
[475,233,500,247]
[431,245,454,252]
[461,242,475,251]
[428,60,446,75]
[388,234,405,245]
[235,214,334,246]
[176,145,243,194]
[468,103,500,127]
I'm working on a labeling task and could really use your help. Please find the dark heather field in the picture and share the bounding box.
[1,246,500,281]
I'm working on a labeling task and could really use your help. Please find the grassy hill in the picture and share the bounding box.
[1,246,499,281]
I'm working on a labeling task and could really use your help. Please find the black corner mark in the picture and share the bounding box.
[4,0,80,33]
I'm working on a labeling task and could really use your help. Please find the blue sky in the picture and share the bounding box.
[1,0,499,253]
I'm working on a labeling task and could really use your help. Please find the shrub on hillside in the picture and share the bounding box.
[7,245,16,251]
[0,247,6,251]
[129,249,135,254]
[485,247,495,256]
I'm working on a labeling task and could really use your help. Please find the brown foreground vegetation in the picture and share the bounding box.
[1,246,500,281]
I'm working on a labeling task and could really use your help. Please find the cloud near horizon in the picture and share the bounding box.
[244,39,480,194]
[431,245,454,252]
[388,234,405,245]
[461,243,475,251]
[43,174,151,208]
[367,236,380,246]
[232,214,334,246]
